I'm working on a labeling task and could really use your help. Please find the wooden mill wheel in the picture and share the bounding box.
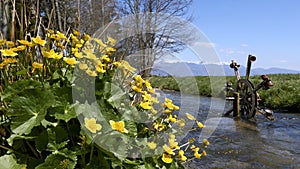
[235,79,258,118]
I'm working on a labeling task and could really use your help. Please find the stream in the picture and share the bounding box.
[162,90,300,169]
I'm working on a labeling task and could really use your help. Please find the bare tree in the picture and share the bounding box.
[114,0,194,76]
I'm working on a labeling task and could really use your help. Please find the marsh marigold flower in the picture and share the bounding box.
[178,150,187,161]
[109,120,128,133]
[185,113,196,120]
[84,118,102,133]
[197,121,205,128]
[0,49,18,57]
[32,36,46,46]
[147,141,157,150]
[162,153,173,163]
[32,62,43,71]
[63,57,78,67]
[163,144,175,155]
[86,69,97,77]
[169,115,177,123]
[140,101,152,110]
[203,138,210,146]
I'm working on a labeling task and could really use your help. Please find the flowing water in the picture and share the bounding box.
[163,91,300,169]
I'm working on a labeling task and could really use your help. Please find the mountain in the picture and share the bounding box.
[151,61,300,76]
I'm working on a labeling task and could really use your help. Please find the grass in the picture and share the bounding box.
[149,74,300,112]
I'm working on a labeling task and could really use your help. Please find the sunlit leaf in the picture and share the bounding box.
[0,155,26,169]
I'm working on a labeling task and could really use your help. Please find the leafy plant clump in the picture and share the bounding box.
[0,30,209,168]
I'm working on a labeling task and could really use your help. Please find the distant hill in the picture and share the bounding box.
[151,61,300,76]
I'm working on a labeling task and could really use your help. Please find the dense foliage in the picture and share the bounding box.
[0,30,209,168]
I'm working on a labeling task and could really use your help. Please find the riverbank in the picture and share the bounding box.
[149,74,300,112]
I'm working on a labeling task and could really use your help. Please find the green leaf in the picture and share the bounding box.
[54,103,77,123]
[0,155,26,169]
[35,149,77,169]
[1,80,42,101]
[107,83,126,103]
[35,129,49,152]
[7,88,55,135]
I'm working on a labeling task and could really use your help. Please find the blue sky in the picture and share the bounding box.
[179,0,300,71]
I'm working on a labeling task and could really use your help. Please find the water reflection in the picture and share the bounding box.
[163,91,300,169]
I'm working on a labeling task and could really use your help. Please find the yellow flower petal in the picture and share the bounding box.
[0,49,18,57]
[203,139,210,146]
[84,118,102,133]
[163,144,174,155]
[109,120,128,133]
[197,121,205,128]
[63,57,78,66]
[185,113,196,120]
[147,141,157,150]
[32,36,46,46]
[162,153,173,164]
[178,150,187,161]
[140,101,152,110]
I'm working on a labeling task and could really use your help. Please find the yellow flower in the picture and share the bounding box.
[75,43,83,48]
[191,145,199,152]
[101,54,111,62]
[32,36,46,46]
[74,52,83,59]
[15,45,26,51]
[0,63,6,69]
[147,141,157,150]
[203,139,210,146]
[42,49,56,58]
[163,144,175,155]
[3,58,18,64]
[0,49,18,57]
[32,62,43,69]
[185,113,196,120]
[56,31,67,40]
[105,47,116,55]
[6,41,15,47]
[95,65,106,73]
[84,118,102,133]
[162,153,173,164]
[202,150,207,156]
[84,33,90,41]
[177,119,185,127]
[133,75,144,83]
[107,36,116,46]
[79,63,88,70]
[153,122,164,131]
[0,39,6,46]
[119,60,136,74]
[140,101,152,110]
[178,150,187,161]
[17,40,31,46]
[73,29,81,36]
[109,120,128,133]
[83,49,97,60]
[163,109,172,114]
[169,115,177,123]
[86,69,97,77]
[132,85,142,93]
[52,53,63,60]
[194,151,202,159]
[113,61,120,67]
[71,47,79,53]
[63,57,78,66]
[145,80,155,93]
[169,139,179,150]
[197,121,205,128]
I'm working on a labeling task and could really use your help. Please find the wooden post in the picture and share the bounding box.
[233,92,240,117]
